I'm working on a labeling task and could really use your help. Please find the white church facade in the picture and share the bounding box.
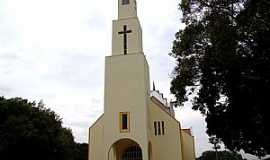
[88,0,196,160]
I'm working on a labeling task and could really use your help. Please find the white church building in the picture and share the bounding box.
[88,0,196,160]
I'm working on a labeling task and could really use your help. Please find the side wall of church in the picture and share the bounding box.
[148,100,183,160]
[181,131,196,160]
[89,115,105,160]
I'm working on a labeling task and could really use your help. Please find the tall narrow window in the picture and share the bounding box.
[158,121,161,135]
[122,0,129,5]
[162,121,165,135]
[122,114,128,129]
[154,122,157,136]
[120,112,130,132]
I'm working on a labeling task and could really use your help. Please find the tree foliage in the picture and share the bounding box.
[74,143,88,160]
[197,151,243,160]
[209,136,221,151]
[170,0,270,156]
[0,97,88,160]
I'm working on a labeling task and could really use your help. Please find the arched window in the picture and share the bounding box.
[122,146,142,160]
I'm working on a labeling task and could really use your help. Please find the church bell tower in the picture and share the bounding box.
[103,0,150,159]
[118,0,137,19]
[112,0,143,55]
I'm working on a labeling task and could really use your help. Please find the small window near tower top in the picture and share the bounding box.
[120,112,130,132]
[134,0,137,10]
[122,0,130,5]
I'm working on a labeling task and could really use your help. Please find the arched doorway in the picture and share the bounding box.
[108,139,143,160]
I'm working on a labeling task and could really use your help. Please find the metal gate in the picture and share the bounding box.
[122,146,142,160]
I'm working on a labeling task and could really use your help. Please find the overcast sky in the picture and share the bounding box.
[0,0,212,156]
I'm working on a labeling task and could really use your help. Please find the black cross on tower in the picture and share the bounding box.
[118,25,132,55]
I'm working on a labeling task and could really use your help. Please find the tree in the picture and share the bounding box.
[197,151,243,160]
[74,143,88,160]
[209,136,221,160]
[0,97,77,160]
[170,0,270,156]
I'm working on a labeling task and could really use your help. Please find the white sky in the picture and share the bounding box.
[0,0,212,156]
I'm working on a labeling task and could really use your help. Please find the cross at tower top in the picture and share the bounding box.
[112,0,142,55]
[118,0,137,19]
[118,25,132,55]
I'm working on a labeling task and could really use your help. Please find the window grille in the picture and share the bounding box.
[122,146,142,160]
